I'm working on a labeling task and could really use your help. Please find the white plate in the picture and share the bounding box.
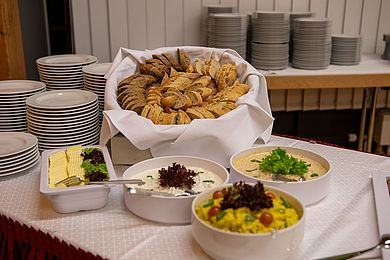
[0,80,46,95]
[36,54,98,67]
[26,90,97,109]
[0,145,38,165]
[82,63,112,76]
[27,114,98,128]
[0,151,39,176]
[38,135,100,149]
[0,132,38,157]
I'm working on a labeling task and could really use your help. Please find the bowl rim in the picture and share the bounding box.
[191,183,305,237]
[122,155,230,199]
[229,145,332,184]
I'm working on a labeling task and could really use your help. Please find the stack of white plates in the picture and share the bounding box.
[0,80,46,132]
[36,54,97,91]
[289,12,313,61]
[26,90,100,150]
[331,34,362,65]
[292,18,332,70]
[208,13,248,59]
[202,5,236,46]
[82,63,111,124]
[252,11,290,44]
[0,132,39,177]
[251,42,289,70]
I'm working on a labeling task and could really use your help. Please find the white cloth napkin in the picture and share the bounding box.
[100,46,274,167]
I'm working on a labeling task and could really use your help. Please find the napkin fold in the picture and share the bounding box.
[100,46,273,167]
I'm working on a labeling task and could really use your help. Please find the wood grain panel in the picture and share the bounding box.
[319,89,337,110]
[165,0,184,47]
[269,89,287,111]
[303,89,320,110]
[352,88,364,109]
[108,0,128,60]
[336,88,353,110]
[360,0,381,53]
[127,0,147,50]
[70,0,92,55]
[89,0,110,62]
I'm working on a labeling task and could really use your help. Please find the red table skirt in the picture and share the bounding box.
[0,214,102,260]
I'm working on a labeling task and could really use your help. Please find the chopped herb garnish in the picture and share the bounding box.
[196,171,204,175]
[216,210,226,221]
[280,196,291,208]
[250,159,261,163]
[147,175,153,179]
[246,168,257,172]
[245,214,256,222]
[310,173,319,177]
[233,194,241,200]
[203,199,214,208]
[203,180,215,184]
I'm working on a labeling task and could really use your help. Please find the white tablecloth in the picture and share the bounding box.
[0,135,388,259]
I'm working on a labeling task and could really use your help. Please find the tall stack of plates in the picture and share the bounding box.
[82,63,111,124]
[292,18,332,70]
[26,90,100,150]
[202,5,236,46]
[208,13,248,59]
[36,54,97,91]
[0,80,46,132]
[331,34,362,65]
[251,11,290,70]
[289,12,313,61]
[0,132,39,177]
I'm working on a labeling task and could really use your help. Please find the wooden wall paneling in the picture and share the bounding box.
[303,89,320,110]
[319,87,337,110]
[386,89,390,108]
[89,0,111,62]
[70,0,92,55]
[309,0,327,18]
[376,88,388,108]
[274,0,292,11]
[165,0,184,47]
[352,88,364,109]
[183,0,202,46]
[360,0,381,53]
[343,0,363,34]
[256,0,275,11]
[335,88,354,109]
[327,0,345,34]
[238,0,257,13]
[108,0,128,60]
[291,0,310,11]
[376,0,390,54]
[269,89,287,111]
[146,0,165,49]
[127,0,147,50]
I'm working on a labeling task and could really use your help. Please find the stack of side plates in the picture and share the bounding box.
[331,34,362,65]
[251,11,290,70]
[292,18,332,70]
[0,132,39,177]
[202,5,236,46]
[26,90,100,150]
[82,63,111,124]
[36,54,97,91]
[208,13,248,59]
[0,80,46,132]
[289,12,313,61]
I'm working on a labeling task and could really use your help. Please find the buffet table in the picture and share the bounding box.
[260,54,390,153]
[0,135,388,259]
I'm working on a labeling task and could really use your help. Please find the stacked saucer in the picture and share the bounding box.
[208,13,248,59]
[251,11,290,70]
[0,80,46,132]
[26,90,100,150]
[0,132,39,177]
[331,34,362,65]
[289,12,313,61]
[36,54,97,91]
[202,5,236,46]
[82,63,111,124]
[292,18,332,70]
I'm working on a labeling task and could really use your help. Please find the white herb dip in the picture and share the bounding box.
[131,166,224,194]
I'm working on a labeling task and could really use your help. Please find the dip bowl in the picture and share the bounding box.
[191,184,305,260]
[122,156,229,224]
[229,146,331,206]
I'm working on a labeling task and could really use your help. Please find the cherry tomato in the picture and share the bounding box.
[259,212,273,226]
[212,190,224,199]
[265,191,276,200]
[208,206,221,217]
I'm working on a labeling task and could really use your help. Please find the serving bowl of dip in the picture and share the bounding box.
[122,156,229,224]
[229,146,331,206]
[191,182,305,260]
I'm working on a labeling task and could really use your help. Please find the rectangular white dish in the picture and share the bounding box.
[40,145,116,213]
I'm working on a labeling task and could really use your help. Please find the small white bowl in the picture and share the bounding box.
[191,184,305,260]
[122,156,229,224]
[40,145,116,213]
[229,146,331,206]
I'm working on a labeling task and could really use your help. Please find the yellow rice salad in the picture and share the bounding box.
[195,182,300,234]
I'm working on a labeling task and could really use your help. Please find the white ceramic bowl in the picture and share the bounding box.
[122,156,229,224]
[40,145,116,213]
[191,184,305,260]
[229,146,331,206]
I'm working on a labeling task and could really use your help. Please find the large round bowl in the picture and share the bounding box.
[229,146,331,206]
[191,184,305,260]
[122,156,229,224]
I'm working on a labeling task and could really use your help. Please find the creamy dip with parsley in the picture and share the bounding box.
[233,150,328,181]
[130,166,224,194]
